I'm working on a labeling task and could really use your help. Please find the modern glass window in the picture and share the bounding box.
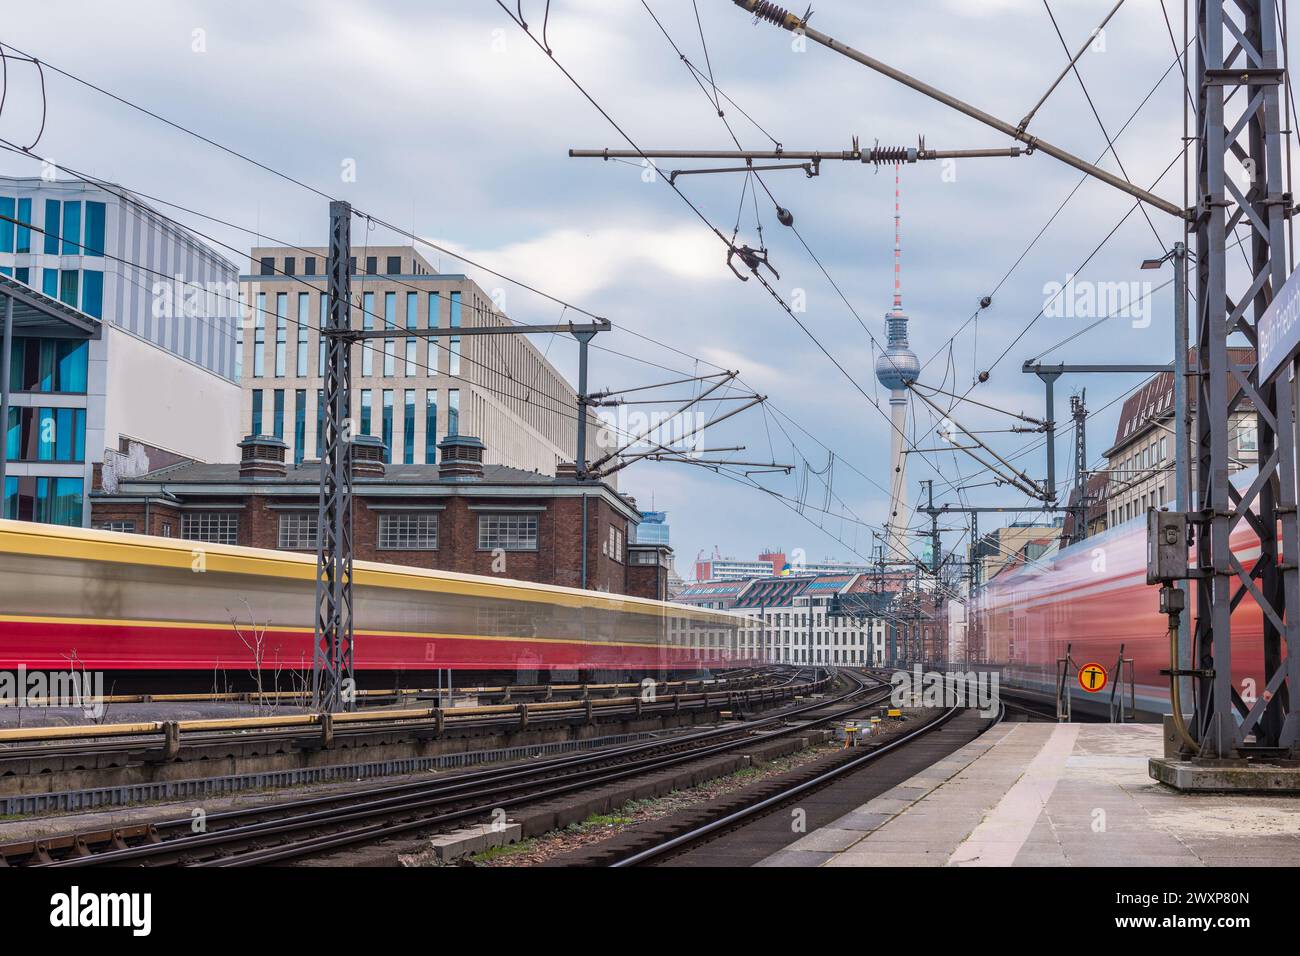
[277,512,317,550]
[272,388,285,440]
[283,257,296,277]
[316,388,325,457]
[386,256,401,275]
[360,389,372,436]
[81,270,104,319]
[251,389,264,435]
[296,294,309,374]
[318,294,327,376]
[181,512,239,545]
[43,199,61,254]
[381,389,393,463]
[8,338,88,393]
[449,291,462,375]
[42,268,57,298]
[365,256,377,275]
[362,292,375,376]
[428,292,441,372]
[383,337,395,377]
[405,292,418,375]
[448,389,459,436]
[477,513,539,551]
[3,476,82,526]
[6,407,85,462]
[59,270,80,309]
[0,197,12,253]
[304,257,317,276]
[15,198,31,254]
[274,293,288,377]
[84,202,106,257]
[424,390,438,464]
[259,257,275,276]
[235,293,245,381]
[61,201,82,256]
[293,389,306,464]
[378,513,439,550]
[253,294,266,377]
[403,389,416,464]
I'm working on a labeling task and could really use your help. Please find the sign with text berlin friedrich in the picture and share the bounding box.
[1259,265,1300,382]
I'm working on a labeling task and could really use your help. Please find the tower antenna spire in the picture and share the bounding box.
[893,162,903,310]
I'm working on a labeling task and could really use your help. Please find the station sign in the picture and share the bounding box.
[1078,661,1108,694]
[1258,264,1300,382]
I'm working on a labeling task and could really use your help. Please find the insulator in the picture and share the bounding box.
[776,205,794,227]
[863,145,918,166]
[748,1,799,29]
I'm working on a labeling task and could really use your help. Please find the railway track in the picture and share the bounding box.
[3,668,888,867]
[571,702,1006,868]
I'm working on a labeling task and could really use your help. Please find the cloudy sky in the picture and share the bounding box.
[1,1,1264,574]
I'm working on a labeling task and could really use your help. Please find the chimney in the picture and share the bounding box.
[438,435,485,481]
[555,461,579,480]
[238,435,288,480]
[351,434,387,478]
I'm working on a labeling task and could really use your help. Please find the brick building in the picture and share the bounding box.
[90,434,671,599]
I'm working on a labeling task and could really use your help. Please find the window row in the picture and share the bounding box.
[252,386,460,466]
[257,254,430,278]
[0,267,103,318]
[242,290,463,381]
[181,511,541,552]
[0,198,105,257]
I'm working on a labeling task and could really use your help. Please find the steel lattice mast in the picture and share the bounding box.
[1193,0,1298,755]
[312,201,356,712]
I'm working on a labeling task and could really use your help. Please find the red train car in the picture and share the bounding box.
[976,511,1266,719]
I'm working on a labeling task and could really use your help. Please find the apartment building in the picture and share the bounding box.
[1101,347,1257,529]
[239,246,583,475]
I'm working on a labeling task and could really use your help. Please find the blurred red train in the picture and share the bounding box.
[976,509,1266,718]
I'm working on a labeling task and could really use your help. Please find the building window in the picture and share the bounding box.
[4,476,82,526]
[293,389,306,465]
[273,388,285,440]
[448,388,460,436]
[61,201,82,256]
[1160,436,1168,460]
[381,389,394,463]
[362,292,375,376]
[97,520,136,534]
[251,389,263,435]
[304,256,317,276]
[360,389,372,436]
[296,294,309,374]
[253,294,266,377]
[277,512,317,549]
[1237,422,1258,453]
[181,512,239,545]
[8,338,88,392]
[379,512,439,550]
[449,291,462,376]
[403,389,416,464]
[478,513,539,551]
[259,257,275,276]
[428,292,441,372]
[274,293,288,377]
[283,257,296,277]
[425,390,438,463]
[387,255,402,275]
[6,407,86,462]
[365,256,377,275]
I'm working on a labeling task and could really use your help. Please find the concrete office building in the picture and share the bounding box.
[239,246,585,476]
[1,176,241,526]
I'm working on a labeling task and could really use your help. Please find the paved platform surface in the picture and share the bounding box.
[760,723,1300,867]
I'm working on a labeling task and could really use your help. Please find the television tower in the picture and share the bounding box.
[873,165,920,562]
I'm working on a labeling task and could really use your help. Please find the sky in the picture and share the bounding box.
[0,0,1273,576]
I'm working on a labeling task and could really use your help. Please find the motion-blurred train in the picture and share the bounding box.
[0,519,742,690]
[976,507,1267,719]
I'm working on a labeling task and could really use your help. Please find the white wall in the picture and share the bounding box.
[102,326,241,463]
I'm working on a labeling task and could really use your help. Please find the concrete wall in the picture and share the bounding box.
[102,326,242,464]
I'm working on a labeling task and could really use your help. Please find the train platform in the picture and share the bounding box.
[760,722,1300,867]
